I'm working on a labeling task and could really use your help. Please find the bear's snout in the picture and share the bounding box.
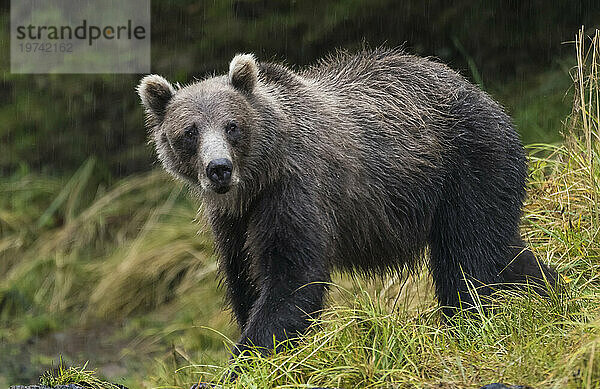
[206,158,233,193]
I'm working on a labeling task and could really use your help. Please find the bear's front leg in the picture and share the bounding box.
[210,212,259,331]
[234,263,329,356]
[234,184,330,356]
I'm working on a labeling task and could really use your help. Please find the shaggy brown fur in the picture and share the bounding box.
[138,49,558,361]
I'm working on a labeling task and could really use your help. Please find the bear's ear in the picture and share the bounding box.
[229,53,258,94]
[137,74,176,121]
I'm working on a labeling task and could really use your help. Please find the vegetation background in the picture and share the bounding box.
[1,1,600,388]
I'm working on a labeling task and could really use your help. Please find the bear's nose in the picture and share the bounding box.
[206,158,233,187]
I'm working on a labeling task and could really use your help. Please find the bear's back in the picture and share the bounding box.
[258,50,525,273]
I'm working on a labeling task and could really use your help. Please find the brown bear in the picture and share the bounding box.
[137,49,557,360]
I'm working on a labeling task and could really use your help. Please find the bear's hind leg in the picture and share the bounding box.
[429,219,502,316]
[428,185,517,316]
[499,237,559,295]
[430,209,559,316]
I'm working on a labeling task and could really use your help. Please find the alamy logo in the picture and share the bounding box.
[11,0,151,74]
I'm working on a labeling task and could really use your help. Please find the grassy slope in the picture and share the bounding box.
[1,31,599,389]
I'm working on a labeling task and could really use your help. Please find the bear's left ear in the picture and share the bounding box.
[229,53,258,94]
[137,74,176,122]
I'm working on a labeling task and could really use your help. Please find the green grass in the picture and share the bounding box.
[2,29,600,389]
[39,360,123,389]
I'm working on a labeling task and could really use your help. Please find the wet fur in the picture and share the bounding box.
[138,48,558,356]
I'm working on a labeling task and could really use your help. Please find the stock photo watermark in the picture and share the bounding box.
[11,0,150,73]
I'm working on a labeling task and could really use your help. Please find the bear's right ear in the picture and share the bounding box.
[229,53,258,94]
[137,75,176,121]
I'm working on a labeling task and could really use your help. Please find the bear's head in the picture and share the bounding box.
[137,54,262,198]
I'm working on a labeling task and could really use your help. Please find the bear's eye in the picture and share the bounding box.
[184,124,198,139]
[183,124,199,147]
[225,121,239,136]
